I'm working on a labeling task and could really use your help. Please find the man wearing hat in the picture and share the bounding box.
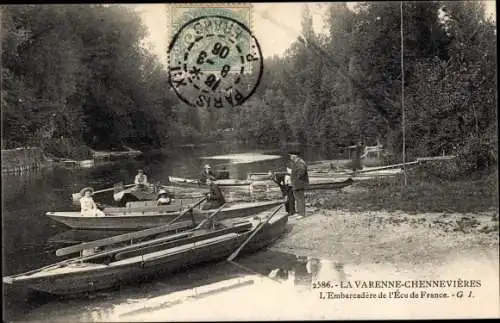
[289,153,309,217]
[80,187,105,217]
[200,164,216,185]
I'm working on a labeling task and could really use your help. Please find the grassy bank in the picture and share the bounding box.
[308,171,498,214]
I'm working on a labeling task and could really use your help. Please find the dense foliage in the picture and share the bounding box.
[1,4,179,156]
[1,2,497,175]
[230,1,497,173]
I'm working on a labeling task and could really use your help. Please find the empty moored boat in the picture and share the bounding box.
[4,208,288,295]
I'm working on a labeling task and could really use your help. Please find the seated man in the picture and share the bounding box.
[156,189,173,206]
[201,180,226,210]
[134,169,149,189]
[200,164,216,184]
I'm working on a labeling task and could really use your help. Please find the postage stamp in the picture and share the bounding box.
[167,4,262,109]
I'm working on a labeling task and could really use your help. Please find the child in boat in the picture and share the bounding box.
[202,180,226,210]
[156,189,172,206]
[80,187,105,217]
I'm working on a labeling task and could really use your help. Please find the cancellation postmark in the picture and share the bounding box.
[167,8,262,108]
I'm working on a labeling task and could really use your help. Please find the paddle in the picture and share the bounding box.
[56,196,208,257]
[4,226,198,282]
[72,184,136,201]
[227,203,284,262]
[193,203,226,230]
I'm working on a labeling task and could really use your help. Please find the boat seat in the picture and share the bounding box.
[104,205,185,215]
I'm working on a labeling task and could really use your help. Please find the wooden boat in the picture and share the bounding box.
[46,199,285,230]
[249,176,354,192]
[112,184,205,206]
[4,208,288,295]
[247,172,272,181]
[305,178,354,190]
[168,176,252,187]
[48,230,131,245]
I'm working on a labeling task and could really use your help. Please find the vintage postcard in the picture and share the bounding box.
[1,1,498,321]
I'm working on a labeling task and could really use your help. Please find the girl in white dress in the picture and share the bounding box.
[80,187,105,217]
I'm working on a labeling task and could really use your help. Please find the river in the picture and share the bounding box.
[1,143,317,321]
[3,143,498,321]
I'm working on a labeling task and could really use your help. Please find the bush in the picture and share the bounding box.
[43,137,93,160]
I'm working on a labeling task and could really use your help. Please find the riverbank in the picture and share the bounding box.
[271,172,499,267]
[1,147,50,173]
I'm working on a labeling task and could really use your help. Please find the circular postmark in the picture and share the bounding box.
[168,15,263,108]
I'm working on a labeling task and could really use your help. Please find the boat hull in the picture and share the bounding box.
[169,176,251,187]
[46,200,285,230]
[5,211,288,295]
[305,178,354,190]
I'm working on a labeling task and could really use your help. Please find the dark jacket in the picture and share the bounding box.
[290,157,309,190]
[208,183,225,205]
[200,169,216,184]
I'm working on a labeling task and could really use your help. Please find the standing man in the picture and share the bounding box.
[289,153,309,217]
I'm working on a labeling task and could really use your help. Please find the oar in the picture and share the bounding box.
[72,184,136,201]
[227,203,284,262]
[193,203,227,230]
[4,228,196,282]
[56,196,208,257]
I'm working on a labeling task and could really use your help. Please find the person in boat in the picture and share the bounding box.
[134,169,149,189]
[156,189,173,206]
[200,164,216,184]
[80,187,105,217]
[202,179,226,210]
[271,167,296,215]
[289,153,309,218]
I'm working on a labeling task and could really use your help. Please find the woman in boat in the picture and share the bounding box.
[202,180,226,210]
[80,187,105,217]
[156,189,172,206]
[200,164,216,184]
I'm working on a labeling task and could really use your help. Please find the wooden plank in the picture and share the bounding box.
[416,155,457,162]
[114,222,252,260]
[355,161,420,173]
[227,204,284,261]
[56,197,207,256]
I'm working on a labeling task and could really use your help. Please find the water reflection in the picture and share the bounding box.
[7,248,500,321]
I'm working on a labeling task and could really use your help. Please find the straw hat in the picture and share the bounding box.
[204,164,211,169]
[157,189,168,196]
[80,187,94,196]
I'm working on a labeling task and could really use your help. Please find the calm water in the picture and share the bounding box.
[1,143,290,321]
[3,144,499,321]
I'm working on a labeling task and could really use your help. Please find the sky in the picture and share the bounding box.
[133,1,496,66]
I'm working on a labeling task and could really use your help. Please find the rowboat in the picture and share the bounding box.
[168,176,252,187]
[249,177,354,191]
[112,184,205,206]
[46,199,285,230]
[247,172,272,181]
[305,178,354,190]
[4,208,288,295]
